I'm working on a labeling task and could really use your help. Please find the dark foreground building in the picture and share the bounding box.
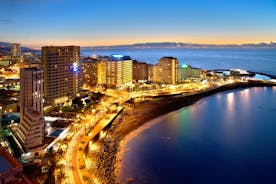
[0,146,31,184]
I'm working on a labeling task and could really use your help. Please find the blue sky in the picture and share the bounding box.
[0,0,276,48]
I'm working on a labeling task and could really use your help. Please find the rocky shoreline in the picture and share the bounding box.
[85,81,276,184]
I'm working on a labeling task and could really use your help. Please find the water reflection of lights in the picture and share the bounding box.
[240,88,250,106]
[226,92,234,106]
[225,92,235,123]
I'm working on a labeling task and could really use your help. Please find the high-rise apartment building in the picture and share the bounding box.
[81,57,98,86]
[97,55,133,87]
[133,60,148,82]
[97,60,107,85]
[117,59,133,86]
[153,57,178,84]
[17,67,44,149]
[11,43,21,57]
[42,46,81,104]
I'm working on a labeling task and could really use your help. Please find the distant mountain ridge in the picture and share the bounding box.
[82,42,276,49]
[0,41,37,53]
[1,41,276,51]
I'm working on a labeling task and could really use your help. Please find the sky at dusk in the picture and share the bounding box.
[0,0,276,48]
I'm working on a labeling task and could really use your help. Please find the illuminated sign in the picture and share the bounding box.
[73,62,79,72]
[181,64,188,69]
[111,54,124,59]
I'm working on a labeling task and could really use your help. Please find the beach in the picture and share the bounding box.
[85,81,276,184]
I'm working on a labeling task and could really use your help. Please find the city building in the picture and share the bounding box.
[0,146,31,184]
[42,46,81,104]
[0,56,12,66]
[178,64,201,82]
[16,67,44,149]
[148,64,154,82]
[153,57,178,84]
[81,57,98,86]
[22,52,41,66]
[11,43,21,57]
[11,43,21,64]
[0,79,20,90]
[97,60,107,85]
[133,60,148,82]
[0,97,18,113]
[117,57,133,86]
[0,89,19,113]
[97,55,133,87]
[106,60,117,87]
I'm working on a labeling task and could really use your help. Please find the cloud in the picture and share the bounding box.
[0,18,13,24]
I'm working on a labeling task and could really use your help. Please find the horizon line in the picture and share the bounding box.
[2,40,276,49]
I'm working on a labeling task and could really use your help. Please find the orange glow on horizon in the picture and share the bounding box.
[20,36,276,49]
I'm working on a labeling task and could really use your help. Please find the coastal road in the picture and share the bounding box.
[65,128,84,184]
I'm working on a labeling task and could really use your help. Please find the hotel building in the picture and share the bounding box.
[81,57,98,86]
[17,67,44,149]
[153,57,178,84]
[42,46,81,104]
[178,64,201,82]
[97,55,133,87]
[117,58,133,86]
[133,60,148,82]
[97,60,107,85]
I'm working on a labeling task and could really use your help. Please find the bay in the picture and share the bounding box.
[118,87,276,184]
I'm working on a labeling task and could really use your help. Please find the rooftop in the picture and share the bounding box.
[0,146,21,174]
[0,146,31,184]
[0,155,12,172]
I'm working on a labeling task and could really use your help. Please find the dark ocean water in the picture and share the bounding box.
[119,87,276,184]
[81,48,276,75]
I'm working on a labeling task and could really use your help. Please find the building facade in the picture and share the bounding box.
[11,43,21,57]
[153,57,178,84]
[17,67,44,149]
[11,43,22,64]
[0,89,19,113]
[147,64,154,82]
[178,64,201,82]
[106,60,118,86]
[117,59,133,86]
[42,46,81,104]
[97,55,133,87]
[81,57,98,86]
[97,60,107,85]
[133,60,148,82]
